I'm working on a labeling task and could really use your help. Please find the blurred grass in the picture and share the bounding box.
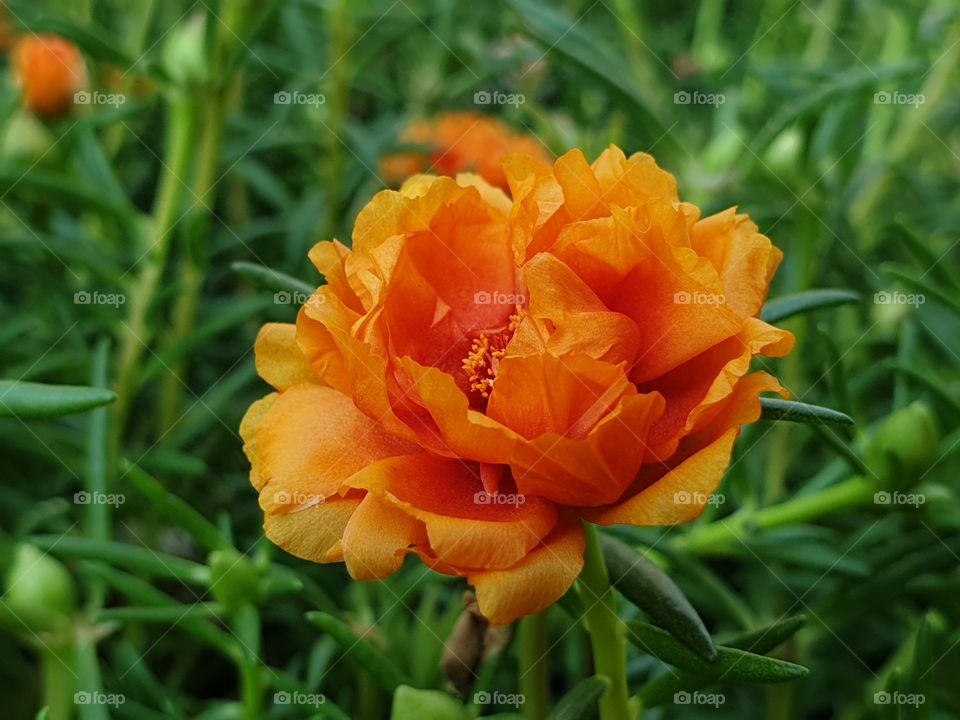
[0,0,958,718]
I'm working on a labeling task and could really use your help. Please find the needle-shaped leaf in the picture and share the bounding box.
[626,620,809,682]
[0,380,116,419]
[761,289,861,323]
[602,535,717,662]
[547,676,610,720]
[306,612,410,693]
[759,398,854,426]
[230,261,317,296]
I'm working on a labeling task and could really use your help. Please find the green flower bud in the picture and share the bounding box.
[864,402,938,490]
[3,543,76,631]
[208,549,263,612]
[162,12,209,88]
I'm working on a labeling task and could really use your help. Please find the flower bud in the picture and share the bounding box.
[864,402,938,490]
[208,549,263,611]
[12,34,87,118]
[4,543,76,631]
[162,12,209,88]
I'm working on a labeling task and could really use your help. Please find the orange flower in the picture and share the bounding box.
[380,112,551,191]
[12,34,86,118]
[242,146,794,624]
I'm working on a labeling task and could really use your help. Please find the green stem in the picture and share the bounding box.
[676,476,876,555]
[41,644,74,720]
[109,93,196,473]
[578,523,632,720]
[518,612,549,720]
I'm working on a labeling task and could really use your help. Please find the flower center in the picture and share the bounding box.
[461,309,523,399]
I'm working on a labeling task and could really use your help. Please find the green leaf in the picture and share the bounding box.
[761,289,861,323]
[0,380,116,419]
[390,686,469,720]
[94,603,224,624]
[306,611,411,693]
[123,460,231,552]
[601,535,716,662]
[881,263,960,316]
[759,398,854,426]
[626,620,809,683]
[30,535,210,585]
[230,261,317,296]
[721,615,807,655]
[547,676,610,720]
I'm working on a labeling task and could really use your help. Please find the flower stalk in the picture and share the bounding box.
[578,523,633,720]
[518,611,549,720]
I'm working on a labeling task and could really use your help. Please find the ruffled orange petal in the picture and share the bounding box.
[343,453,558,570]
[308,240,364,313]
[239,393,277,492]
[583,429,738,526]
[692,208,783,319]
[264,497,361,564]
[470,519,585,625]
[252,384,418,515]
[341,493,425,579]
[254,323,320,391]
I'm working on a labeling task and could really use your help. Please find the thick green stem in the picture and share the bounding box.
[109,94,196,472]
[518,611,549,720]
[676,476,876,555]
[578,523,633,720]
[41,644,74,720]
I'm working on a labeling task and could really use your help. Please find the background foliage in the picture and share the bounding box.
[0,0,958,718]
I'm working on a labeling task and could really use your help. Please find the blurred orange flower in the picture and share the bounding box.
[242,146,794,624]
[380,112,551,191]
[12,34,86,117]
